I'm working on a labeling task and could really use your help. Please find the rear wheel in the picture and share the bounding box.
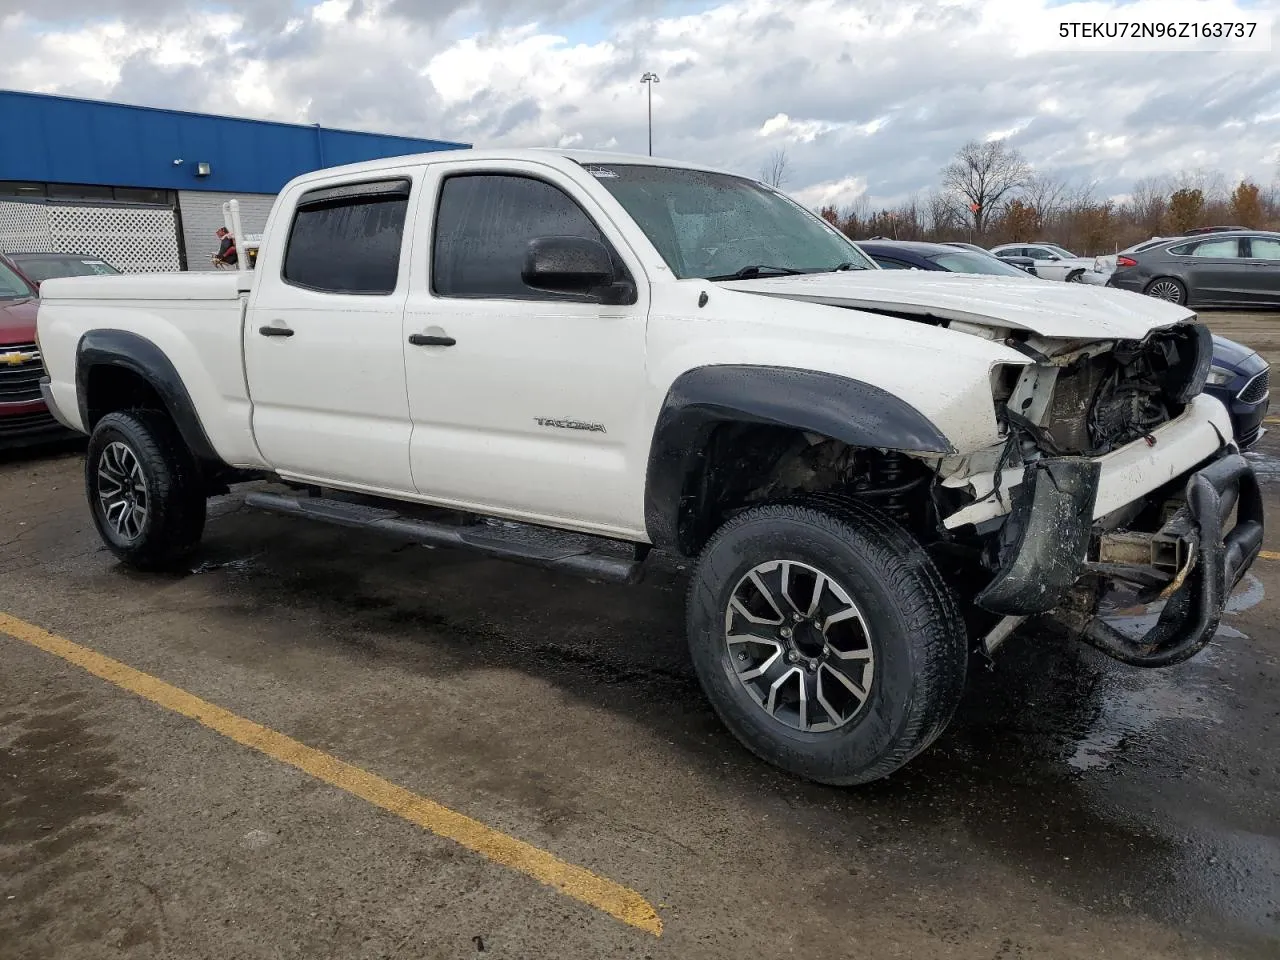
[86,410,206,571]
[1145,277,1187,304]
[686,499,967,785]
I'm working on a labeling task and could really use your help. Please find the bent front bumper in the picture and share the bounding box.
[977,446,1264,666]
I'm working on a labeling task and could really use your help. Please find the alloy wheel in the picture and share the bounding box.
[724,560,875,733]
[1147,279,1184,303]
[97,441,149,541]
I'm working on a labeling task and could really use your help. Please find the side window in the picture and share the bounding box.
[872,256,912,269]
[1168,242,1195,255]
[432,174,617,300]
[1025,247,1054,259]
[1188,238,1241,258]
[282,178,410,295]
[1247,237,1280,259]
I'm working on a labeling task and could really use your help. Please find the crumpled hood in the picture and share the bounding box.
[719,270,1196,340]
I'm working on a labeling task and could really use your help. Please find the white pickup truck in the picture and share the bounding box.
[36,148,1263,785]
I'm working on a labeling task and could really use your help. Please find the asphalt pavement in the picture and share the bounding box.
[2,314,1278,959]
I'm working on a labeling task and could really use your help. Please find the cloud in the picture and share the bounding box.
[1,0,1277,208]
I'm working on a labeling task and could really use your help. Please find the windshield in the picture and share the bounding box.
[581,163,874,279]
[12,255,120,283]
[0,260,36,300]
[929,251,1034,278]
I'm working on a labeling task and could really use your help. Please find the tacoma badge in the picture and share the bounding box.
[534,417,607,433]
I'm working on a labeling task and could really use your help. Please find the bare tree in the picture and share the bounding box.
[940,139,1031,233]
[924,191,965,235]
[760,147,791,188]
[1022,173,1067,225]
[1126,176,1168,236]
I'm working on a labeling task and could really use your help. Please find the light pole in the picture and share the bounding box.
[640,72,659,156]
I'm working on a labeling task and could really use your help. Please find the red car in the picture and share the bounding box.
[1,252,69,446]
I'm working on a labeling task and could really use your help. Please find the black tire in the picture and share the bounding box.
[1065,270,1084,283]
[85,409,206,571]
[1144,276,1187,305]
[686,498,967,785]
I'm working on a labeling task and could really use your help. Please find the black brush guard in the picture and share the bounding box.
[976,449,1264,667]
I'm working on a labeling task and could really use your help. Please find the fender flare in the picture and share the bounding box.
[643,365,954,553]
[76,329,221,463]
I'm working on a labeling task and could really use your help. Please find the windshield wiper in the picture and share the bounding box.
[830,261,863,272]
[706,264,806,281]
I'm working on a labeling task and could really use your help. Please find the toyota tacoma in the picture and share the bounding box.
[35,149,1263,785]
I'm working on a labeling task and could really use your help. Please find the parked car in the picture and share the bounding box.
[36,148,1262,786]
[1106,231,1280,307]
[857,240,1039,278]
[990,242,1100,283]
[1206,335,1271,449]
[4,252,121,288]
[0,253,66,446]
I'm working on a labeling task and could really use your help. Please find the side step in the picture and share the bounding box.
[242,490,647,584]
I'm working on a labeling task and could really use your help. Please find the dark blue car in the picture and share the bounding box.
[855,240,1271,450]
[1207,335,1270,449]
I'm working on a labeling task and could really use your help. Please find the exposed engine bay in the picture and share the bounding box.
[995,322,1211,457]
[702,320,1262,669]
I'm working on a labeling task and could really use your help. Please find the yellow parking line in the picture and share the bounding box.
[1260,550,1280,561]
[1266,417,1280,425]
[0,612,662,937]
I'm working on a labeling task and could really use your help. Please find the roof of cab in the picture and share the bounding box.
[283,147,742,187]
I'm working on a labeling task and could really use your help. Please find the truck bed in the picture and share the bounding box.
[39,270,254,301]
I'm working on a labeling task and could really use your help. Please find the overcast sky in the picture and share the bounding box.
[1,0,1277,209]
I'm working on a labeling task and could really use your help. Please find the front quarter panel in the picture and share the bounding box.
[645,281,1029,456]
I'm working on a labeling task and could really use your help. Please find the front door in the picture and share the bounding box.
[244,171,421,494]
[401,161,650,539]
[1183,236,1251,304]
[1242,236,1280,305]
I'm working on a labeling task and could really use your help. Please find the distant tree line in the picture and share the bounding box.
[816,139,1280,254]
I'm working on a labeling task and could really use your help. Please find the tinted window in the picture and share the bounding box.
[872,257,913,269]
[283,179,410,295]
[0,259,36,299]
[1168,242,1195,255]
[1248,237,1280,259]
[931,251,1033,277]
[12,255,120,282]
[1189,239,1240,258]
[1025,247,1056,259]
[432,174,611,299]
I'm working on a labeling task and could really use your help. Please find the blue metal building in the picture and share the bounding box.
[0,90,469,271]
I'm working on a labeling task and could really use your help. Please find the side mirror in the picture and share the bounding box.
[523,236,625,300]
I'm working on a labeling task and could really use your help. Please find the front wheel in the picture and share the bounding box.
[686,499,967,785]
[86,410,207,571]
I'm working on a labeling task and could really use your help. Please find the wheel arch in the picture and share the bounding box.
[643,365,954,555]
[76,329,221,464]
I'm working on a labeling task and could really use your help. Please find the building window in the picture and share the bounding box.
[48,184,114,201]
[0,182,48,198]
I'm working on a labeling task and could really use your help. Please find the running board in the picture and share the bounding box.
[242,491,646,584]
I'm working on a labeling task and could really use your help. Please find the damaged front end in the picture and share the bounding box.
[942,321,1265,667]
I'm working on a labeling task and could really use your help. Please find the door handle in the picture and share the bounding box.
[408,333,456,347]
[259,325,295,337]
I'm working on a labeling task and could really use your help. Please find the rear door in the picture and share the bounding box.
[243,168,422,493]
[1181,237,1250,304]
[1242,236,1280,305]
